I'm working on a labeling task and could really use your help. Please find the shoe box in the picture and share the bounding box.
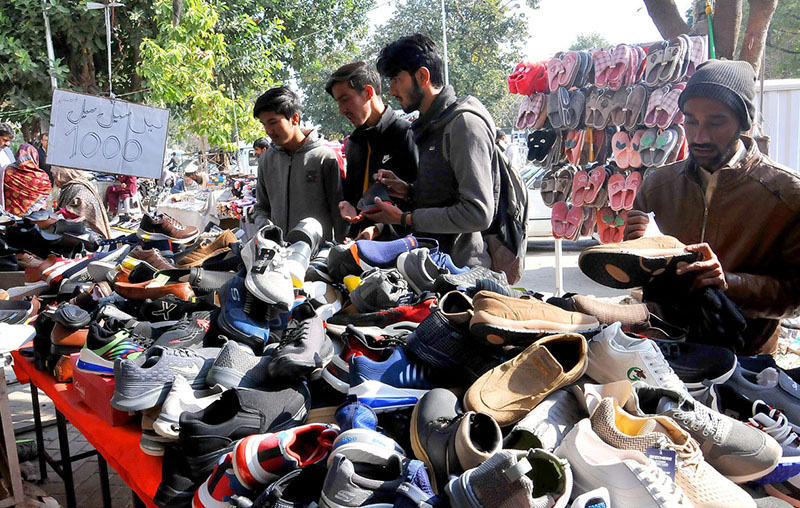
[70,355,134,426]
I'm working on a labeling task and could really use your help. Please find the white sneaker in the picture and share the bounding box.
[587,322,686,393]
[152,374,225,439]
[243,225,294,310]
[590,397,756,508]
[555,419,693,508]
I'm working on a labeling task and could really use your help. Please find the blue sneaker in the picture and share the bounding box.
[356,236,419,268]
[217,274,270,354]
[348,347,435,412]
[334,397,378,431]
[428,249,469,274]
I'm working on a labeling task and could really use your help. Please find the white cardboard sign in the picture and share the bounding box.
[47,89,170,179]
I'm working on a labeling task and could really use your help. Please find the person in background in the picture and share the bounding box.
[3,144,52,216]
[253,137,269,158]
[496,129,518,169]
[326,61,417,240]
[52,166,111,238]
[35,132,53,184]
[251,86,344,241]
[184,164,208,189]
[105,174,138,216]
[0,123,15,210]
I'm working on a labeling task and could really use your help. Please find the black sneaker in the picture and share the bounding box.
[653,339,737,393]
[140,294,208,323]
[251,463,327,507]
[153,310,217,349]
[267,302,334,382]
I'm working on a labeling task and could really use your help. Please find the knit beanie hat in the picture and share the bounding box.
[678,59,756,130]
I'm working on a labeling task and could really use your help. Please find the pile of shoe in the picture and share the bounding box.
[7,207,798,508]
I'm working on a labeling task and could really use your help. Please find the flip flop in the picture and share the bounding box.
[652,128,679,167]
[607,172,627,211]
[565,205,585,241]
[565,89,586,130]
[571,169,591,206]
[623,84,648,130]
[644,41,668,87]
[580,206,597,237]
[583,166,607,205]
[622,170,642,210]
[611,131,631,169]
[639,128,659,167]
[551,201,569,238]
[629,129,645,168]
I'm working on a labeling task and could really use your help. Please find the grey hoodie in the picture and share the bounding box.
[253,129,345,241]
[410,85,499,268]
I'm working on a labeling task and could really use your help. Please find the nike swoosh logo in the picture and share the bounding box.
[170,365,200,376]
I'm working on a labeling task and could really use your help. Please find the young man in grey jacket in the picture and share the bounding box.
[252,86,345,241]
[369,34,499,268]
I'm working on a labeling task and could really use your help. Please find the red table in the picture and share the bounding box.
[12,351,160,508]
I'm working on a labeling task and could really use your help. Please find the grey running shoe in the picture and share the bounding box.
[434,266,508,294]
[410,388,502,494]
[243,225,294,310]
[716,363,800,428]
[503,389,586,452]
[205,340,271,389]
[349,268,409,313]
[445,449,572,508]
[152,374,225,440]
[111,346,219,411]
[267,302,334,381]
[396,248,448,295]
[626,381,780,483]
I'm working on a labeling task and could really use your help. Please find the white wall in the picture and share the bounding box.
[756,79,800,172]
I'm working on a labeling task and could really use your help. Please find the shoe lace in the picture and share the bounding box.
[279,320,310,347]
[671,403,725,442]
[634,461,688,505]
[161,214,186,231]
[748,402,800,447]
[661,434,703,474]
[643,344,684,390]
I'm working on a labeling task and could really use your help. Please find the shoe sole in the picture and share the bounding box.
[136,229,200,244]
[747,457,800,485]
[205,365,247,389]
[409,400,440,495]
[681,361,737,392]
[140,437,166,456]
[327,429,405,467]
[321,364,350,393]
[578,249,698,289]
[348,380,429,413]
[111,384,169,412]
[470,320,599,346]
[75,348,115,375]
[244,274,291,311]
[152,418,180,440]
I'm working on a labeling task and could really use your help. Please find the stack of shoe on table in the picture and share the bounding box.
[6,206,797,508]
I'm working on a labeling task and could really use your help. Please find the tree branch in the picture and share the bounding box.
[739,0,779,75]
[642,0,691,39]
[713,0,743,59]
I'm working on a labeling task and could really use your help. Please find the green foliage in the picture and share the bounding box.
[569,32,610,51]
[764,0,800,79]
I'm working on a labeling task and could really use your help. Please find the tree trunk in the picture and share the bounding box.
[712,0,743,59]
[739,0,779,75]
[642,0,690,39]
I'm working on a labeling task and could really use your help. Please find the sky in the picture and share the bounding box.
[367,0,694,61]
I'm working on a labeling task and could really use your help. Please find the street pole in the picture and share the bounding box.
[440,0,449,86]
[230,83,240,144]
[41,0,58,90]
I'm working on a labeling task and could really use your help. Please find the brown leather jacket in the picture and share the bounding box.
[633,137,800,353]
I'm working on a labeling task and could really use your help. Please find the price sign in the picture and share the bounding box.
[47,89,170,179]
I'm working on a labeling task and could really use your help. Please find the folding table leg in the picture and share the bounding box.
[132,491,146,508]
[30,386,47,481]
[55,410,76,508]
[97,455,112,508]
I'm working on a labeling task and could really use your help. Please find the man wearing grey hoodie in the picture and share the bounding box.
[252,86,345,241]
[369,34,499,268]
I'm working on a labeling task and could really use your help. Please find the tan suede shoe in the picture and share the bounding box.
[464,333,588,427]
[177,230,237,268]
[469,291,599,345]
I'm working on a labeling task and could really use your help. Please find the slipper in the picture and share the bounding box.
[624,46,641,87]
[526,93,546,129]
[516,95,532,129]
[658,38,686,84]
[565,89,586,130]
[517,61,548,95]
[571,169,591,206]
[687,35,708,77]
[543,131,564,169]
[644,41,668,87]
[655,84,685,129]
[628,129,645,168]
[551,201,569,239]
[547,55,566,93]
[623,83,648,130]
[573,51,592,88]
[607,44,631,91]
[527,130,556,162]
[652,128,679,167]
[590,128,607,164]
[611,210,628,243]
[622,170,642,210]
[643,85,669,128]
[547,88,569,129]
[593,48,613,88]
[507,61,528,94]
[539,168,560,207]
[597,207,618,243]
[609,88,629,127]
[675,34,692,82]
[580,206,597,237]
[638,127,659,167]
[565,205,585,241]
[560,51,581,89]
[532,98,549,129]
[634,46,648,82]
[607,172,627,211]
[583,166,607,205]
[611,131,631,169]
[554,166,574,203]
[665,125,685,165]
[594,91,614,130]
[565,130,585,166]
[584,87,604,129]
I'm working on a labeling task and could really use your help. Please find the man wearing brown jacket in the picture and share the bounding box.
[625,60,800,354]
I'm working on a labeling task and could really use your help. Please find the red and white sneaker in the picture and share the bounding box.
[232,423,338,489]
[322,326,403,393]
[192,452,250,508]
[326,297,435,329]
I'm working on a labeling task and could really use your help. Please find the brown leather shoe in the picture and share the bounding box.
[51,325,88,347]
[469,291,600,345]
[53,355,75,383]
[138,213,200,244]
[24,254,62,283]
[114,279,195,301]
[177,230,237,268]
[129,246,174,271]
[16,251,44,270]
